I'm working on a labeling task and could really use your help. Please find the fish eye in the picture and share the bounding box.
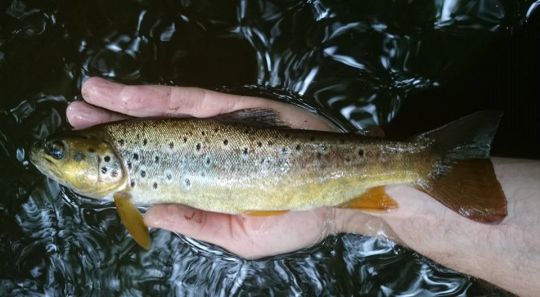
[47,141,65,160]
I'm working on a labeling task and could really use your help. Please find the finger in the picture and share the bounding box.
[81,77,336,131]
[145,204,332,259]
[82,77,254,118]
[66,101,128,130]
[144,204,239,248]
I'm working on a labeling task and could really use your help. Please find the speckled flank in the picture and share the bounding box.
[98,118,435,213]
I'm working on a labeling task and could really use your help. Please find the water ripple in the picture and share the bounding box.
[0,0,531,296]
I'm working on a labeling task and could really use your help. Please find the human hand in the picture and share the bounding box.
[67,80,540,296]
[67,77,390,258]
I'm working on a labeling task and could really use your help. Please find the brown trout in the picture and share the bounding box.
[30,109,507,249]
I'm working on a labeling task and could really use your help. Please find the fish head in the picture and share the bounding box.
[30,132,126,198]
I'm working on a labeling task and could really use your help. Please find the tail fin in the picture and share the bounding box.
[415,111,507,224]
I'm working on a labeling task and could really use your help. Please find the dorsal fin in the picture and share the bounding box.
[359,125,385,138]
[212,108,290,128]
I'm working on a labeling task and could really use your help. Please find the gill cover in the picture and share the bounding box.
[30,132,126,198]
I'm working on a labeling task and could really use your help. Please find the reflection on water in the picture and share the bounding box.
[1,0,536,295]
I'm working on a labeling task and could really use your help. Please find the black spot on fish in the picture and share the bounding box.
[143,139,148,146]
[88,148,95,153]
[133,153,139,161]
[104,156,111,162]
[196,143,201,151]
[111,170,118,177]
[281,147,287,153]
[214,128,219,133]
[201,131,205,136]
[223,139,228,145]
[183,137,187,143]
[169,142,174,149]
[242,148,248,155]
[130,180,135,188]
[260,158,265,164]
[74,151,84,161]
[101,167,107,174]
[267,141,273,146]
[154,156,159,163]
[118,139,124,146]
[358,149,364,157]
[136,133,140,139]
[127,161,132,170]
[184,178,191,187]
[257,141,262,147]
[206,157,211,165]
[345,156,351,162]
[166,173,172,180]
[295,144,301,151]
[153,182,158,189]
[141,170,146,178]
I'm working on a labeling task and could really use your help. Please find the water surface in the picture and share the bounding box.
[1,0,539,296]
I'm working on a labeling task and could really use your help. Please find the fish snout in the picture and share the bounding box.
[29,139,47,165]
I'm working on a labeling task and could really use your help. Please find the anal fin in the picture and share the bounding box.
[339,186,398,211]
[245,210,289,216]
[114,192,151,250]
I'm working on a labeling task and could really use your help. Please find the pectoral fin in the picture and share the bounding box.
[114,192,151,250]
[339,186,398,211]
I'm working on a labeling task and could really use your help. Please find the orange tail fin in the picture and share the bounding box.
[418,159,507,223]
[415,111,507,224]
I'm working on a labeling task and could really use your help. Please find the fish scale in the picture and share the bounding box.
[30,110,508,248]
[99,117,428,213]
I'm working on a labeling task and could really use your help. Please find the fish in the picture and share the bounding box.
[29,109,507,249]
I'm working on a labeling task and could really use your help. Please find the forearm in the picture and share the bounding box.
[339,158,540,296]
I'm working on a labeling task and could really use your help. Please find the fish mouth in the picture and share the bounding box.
[31,155,57,176]
[29,142,45,166]
[29,139,45,160]
[29,141,59,178]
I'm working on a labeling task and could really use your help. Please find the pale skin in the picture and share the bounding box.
[67,77,540,296]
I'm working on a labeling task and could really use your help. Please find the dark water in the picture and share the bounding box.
[1,0,539,296]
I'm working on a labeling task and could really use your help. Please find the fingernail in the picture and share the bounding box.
[78,102,99,119]
[66,102,110,129]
